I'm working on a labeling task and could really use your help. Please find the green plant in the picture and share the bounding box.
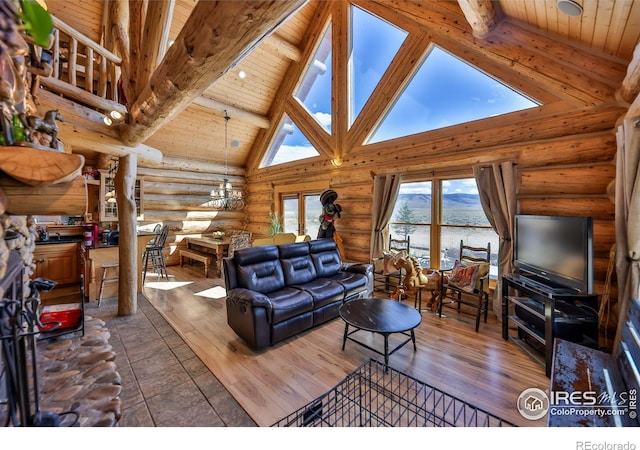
[16,0,52,48]
[392,201,417,240]
[269,212,283,237]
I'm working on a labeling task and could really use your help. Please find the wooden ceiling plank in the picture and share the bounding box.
[616,1,640,61]
[592,0,615,55]
[119,0,307,147]
[579,0,597,49]
[191,97,271,129]
[604,1,632,58]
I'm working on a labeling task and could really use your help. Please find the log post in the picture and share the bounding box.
[115,153,138,316]
[457,0,502,39]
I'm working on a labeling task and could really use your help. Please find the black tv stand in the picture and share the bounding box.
[502,273,599,377]
[510,273,580,295]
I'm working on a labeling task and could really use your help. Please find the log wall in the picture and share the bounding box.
[136,157,247,266]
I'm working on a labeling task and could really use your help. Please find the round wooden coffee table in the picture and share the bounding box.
[339,297,422,366]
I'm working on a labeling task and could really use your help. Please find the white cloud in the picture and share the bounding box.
[314,111,332,128]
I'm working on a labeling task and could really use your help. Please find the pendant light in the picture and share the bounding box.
[210,111,244,210]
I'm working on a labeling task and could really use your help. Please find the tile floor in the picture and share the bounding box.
[85,295,256,427]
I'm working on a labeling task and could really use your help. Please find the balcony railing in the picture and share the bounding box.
[31,16,126,116]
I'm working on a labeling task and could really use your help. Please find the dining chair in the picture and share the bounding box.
[438,240,491,331]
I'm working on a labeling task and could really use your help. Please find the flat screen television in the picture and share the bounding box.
[513,214,593,294]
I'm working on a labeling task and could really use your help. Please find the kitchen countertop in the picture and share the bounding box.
[36,232,157,247]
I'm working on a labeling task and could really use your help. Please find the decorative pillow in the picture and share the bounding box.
[448,260,490,293]
[448,260,479,293]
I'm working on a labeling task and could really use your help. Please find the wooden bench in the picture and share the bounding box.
[548,297,640,426]
[179,249,213,277]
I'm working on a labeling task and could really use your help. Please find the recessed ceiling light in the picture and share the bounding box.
[557,0,583,17]
[238,70,246,79]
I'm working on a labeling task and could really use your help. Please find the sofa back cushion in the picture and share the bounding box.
[233,245,285,294]
[279,242,317,285]
[309,238,342,277]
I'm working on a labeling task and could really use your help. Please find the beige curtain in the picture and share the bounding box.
[473,162,517,319]
[614,118,640,351]
[370,174,401,260]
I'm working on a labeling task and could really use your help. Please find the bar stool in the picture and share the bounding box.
[98,263,119,307]
[142,225,170,283]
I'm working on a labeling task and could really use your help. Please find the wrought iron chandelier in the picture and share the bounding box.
[211,111,244,210]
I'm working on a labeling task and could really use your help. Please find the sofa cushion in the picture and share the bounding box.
[322,271,368,298]
[279,242,317,285]
[234,245,285,294]
[294,277,345,308]
[309,238,342,277]
[267,288,314,324]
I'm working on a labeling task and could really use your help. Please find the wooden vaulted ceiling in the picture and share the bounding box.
[43,0,640,170]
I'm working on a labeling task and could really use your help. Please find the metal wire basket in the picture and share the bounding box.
[272,358,515,427]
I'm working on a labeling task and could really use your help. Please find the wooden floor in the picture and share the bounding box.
[141,263,549,427]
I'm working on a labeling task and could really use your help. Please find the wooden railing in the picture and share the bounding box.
[34,16,126,115]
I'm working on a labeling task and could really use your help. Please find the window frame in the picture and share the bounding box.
[275,181,328,236]
[388,174,496,272]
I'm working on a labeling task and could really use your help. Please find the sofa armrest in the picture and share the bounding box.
[226,288,273,319]
[341,263,374,297]
[226,288,274,350]
[341,262,373,276]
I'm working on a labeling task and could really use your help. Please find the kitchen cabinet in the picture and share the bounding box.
[33,242,81,302]
[98,169,144,222]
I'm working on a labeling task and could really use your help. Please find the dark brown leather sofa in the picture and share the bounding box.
[223,239,373,350]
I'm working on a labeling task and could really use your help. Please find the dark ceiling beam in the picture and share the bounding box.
[119,0,307,147]
[457,0,502,39]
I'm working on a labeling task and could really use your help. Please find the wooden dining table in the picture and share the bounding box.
[185,237,230,277]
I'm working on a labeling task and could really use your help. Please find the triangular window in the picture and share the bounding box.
[368,46,540,143]
[260,114,320,168]
[349,5,407,127]
[294,23,332,133]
